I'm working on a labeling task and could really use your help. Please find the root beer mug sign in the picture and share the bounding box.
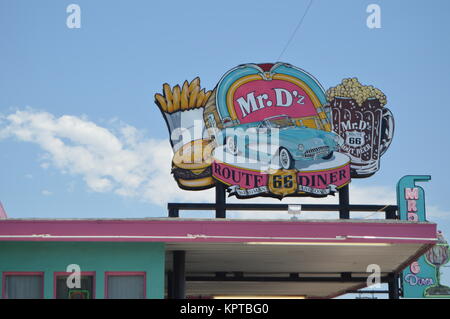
[327,78,394,178]
[153,63,395,198]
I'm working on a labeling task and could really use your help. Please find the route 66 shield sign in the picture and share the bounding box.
[268,169,297,197]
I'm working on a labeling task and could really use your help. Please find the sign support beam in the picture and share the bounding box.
[215,182,226,218]
[339,185,350,219]
[167,202,398,219]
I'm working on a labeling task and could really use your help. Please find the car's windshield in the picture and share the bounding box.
[264,117,295,129]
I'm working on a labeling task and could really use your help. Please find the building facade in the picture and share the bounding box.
[0,217,436,299]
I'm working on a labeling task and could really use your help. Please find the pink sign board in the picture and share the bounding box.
[212,160,350,197]
[233,80,318,124]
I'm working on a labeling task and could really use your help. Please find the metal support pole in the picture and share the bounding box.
[173,251,186,299]
[215,182,226,218]
[339,185,350,219]
[388,273,400,299]
[167,271,173,299]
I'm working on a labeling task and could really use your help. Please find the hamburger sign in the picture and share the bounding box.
[154,63,394,199]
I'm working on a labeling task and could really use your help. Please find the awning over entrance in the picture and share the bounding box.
[163,219,436,298]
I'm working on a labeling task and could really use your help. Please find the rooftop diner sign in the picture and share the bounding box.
[154,63,394,199]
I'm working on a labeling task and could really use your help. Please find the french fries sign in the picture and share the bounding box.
[155,78,212,114]
[154,62,394,198]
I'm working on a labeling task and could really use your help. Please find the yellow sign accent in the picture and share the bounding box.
[268,169,298,197]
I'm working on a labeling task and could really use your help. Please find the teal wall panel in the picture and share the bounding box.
[0,241,165,299]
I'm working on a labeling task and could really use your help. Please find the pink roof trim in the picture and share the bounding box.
[0,218,436,245]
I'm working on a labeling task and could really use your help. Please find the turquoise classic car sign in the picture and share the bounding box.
[216,115,342,170]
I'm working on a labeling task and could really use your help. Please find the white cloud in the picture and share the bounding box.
[66,181,76,193]
[427,206,450,221]
[0,109,214,207]
[41,190,52,196]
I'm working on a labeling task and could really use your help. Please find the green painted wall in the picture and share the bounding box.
[0,241,165,299]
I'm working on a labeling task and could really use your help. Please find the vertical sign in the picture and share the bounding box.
[398,175,450,298]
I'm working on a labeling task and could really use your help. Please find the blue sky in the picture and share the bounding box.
[1,0,450,297]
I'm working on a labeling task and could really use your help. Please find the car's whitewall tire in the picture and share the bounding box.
[279,147,295,169]
[226,136,238,156]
